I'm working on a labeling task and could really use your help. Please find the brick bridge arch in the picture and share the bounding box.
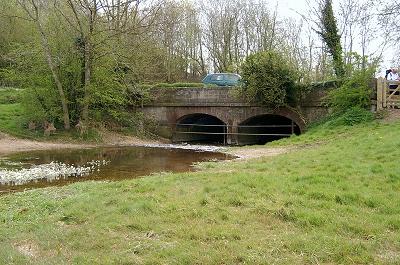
[140,86,330,145]
[169,106,306,144]
[172,107,306,130]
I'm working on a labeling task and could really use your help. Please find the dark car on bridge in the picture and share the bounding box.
[202,73,241,86]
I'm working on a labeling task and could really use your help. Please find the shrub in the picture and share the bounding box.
[20,86,61,126]
[327,68,374,113]
[240,51,300,107]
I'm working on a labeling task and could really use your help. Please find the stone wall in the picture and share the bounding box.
[148,87,244,106]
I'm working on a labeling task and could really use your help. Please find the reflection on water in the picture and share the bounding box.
[0,146,230,192]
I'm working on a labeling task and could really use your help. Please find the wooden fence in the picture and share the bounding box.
[377,77,400,110]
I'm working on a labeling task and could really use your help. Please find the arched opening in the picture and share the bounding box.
[238,114,301,145]
[173,113,226,144]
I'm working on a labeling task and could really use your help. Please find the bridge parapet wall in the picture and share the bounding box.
[146,86,330,123]
[148,87,243,106]
[147,86,329,108]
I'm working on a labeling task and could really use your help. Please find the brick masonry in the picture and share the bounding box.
[138,86,332,144]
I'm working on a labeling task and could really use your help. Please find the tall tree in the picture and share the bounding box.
[316,0,345,78]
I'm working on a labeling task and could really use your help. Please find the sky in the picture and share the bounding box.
[270,0,308,17]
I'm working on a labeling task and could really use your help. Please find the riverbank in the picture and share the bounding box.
[1,120,399,264]
[0,131,294,161]
[0,132,92,155]
[0,131,164,156]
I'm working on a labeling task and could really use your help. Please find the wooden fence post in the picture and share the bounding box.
[376,77,384,110]
[382,78,387,108]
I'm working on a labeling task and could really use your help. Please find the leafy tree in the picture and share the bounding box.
[240,51,300,107]
[317,0,345,78]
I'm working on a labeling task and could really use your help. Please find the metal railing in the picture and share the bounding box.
[171,122,298,144]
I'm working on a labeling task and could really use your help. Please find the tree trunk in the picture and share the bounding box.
[82,40,92,122]
[40,32,71,130]
[82,2,97,123]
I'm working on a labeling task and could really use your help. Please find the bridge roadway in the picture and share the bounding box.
[139,86,330,145]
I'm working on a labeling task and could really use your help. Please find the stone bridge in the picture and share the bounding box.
[139,86,330,145]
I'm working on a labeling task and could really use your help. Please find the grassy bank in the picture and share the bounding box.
[0,88,33,138]
[1,119,400,264]
[0,88,103,142]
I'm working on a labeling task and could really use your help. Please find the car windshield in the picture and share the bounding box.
[225,74,240,82]
[210,74,224,81]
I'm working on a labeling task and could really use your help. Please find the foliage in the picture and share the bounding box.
[317,0,345,78]
[1,120,400,263]
[2,43,66,127]
[240,51,300,107]
[344,52,369,75]
[2,36,147,132]
[327,67,374,113]
[89,66,129,126]
[20,87,61,126]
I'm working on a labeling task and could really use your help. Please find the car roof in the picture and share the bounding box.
[208,73,239,75]
[206,73,241,77]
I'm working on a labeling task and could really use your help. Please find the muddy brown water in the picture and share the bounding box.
[0,146,231,193]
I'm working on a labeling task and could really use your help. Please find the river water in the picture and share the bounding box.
[0,146,231,193]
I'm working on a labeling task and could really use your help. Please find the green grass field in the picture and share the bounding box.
[1,118,399,264]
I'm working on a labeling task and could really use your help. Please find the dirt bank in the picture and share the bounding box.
[0,133,91,155]
[225,146,292,159]
[381,109,400,123]
[0,132,162,156]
